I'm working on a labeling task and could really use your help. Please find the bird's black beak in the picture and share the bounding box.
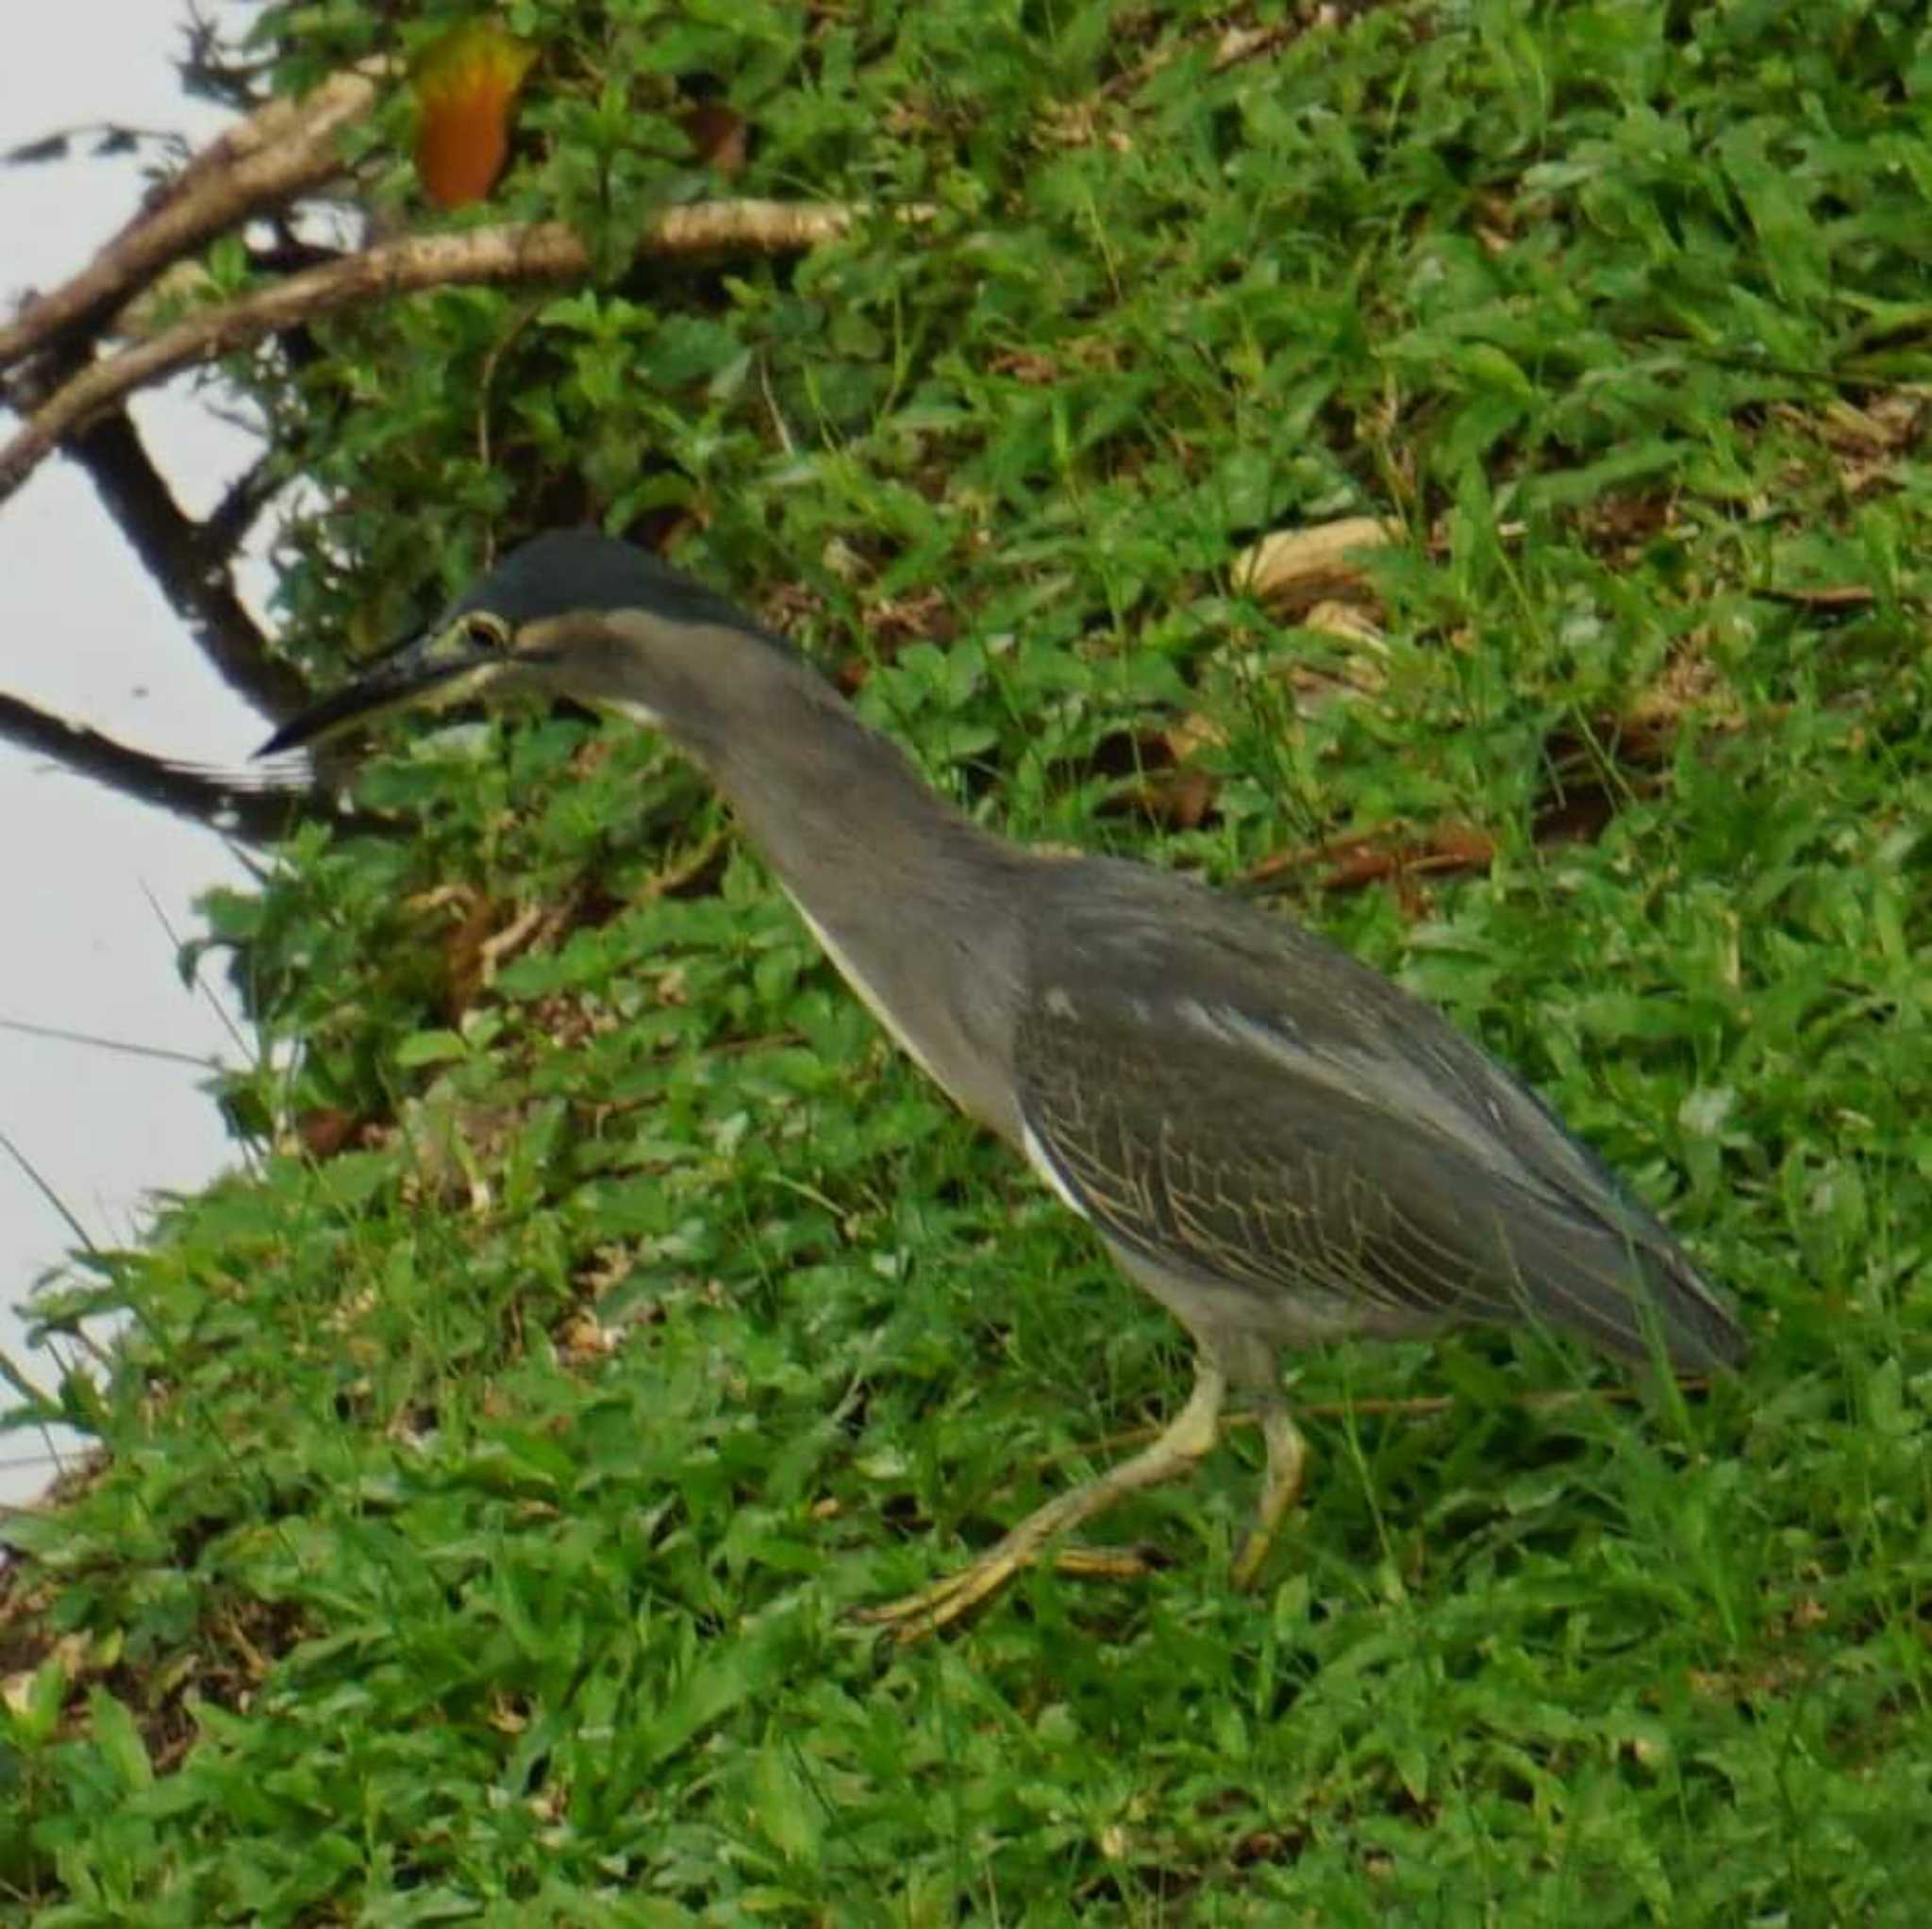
[255,625,506,758]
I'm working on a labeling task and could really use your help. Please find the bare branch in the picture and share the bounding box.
[63,408,310,720]
[0,200,875,506]
[0,65,382,374]
[3,124,187,168]
[0,689,378,843]
[203,452,279,557]
[179,3,276,114]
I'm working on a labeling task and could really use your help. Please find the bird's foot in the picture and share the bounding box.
[855,1536,1160,1640]
[854,1533,1041,1640]
[853,1367,1230,1641]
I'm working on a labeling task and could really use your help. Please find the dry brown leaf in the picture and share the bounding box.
[681,101,748,175]
[293,1106,361,1158]
[1091,710,1228,830]
[1232,515,1401,614]
[1245,823,1497,914]
[1300,597,1388,648]
[1121,765,1220,830]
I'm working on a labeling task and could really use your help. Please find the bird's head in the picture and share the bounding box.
[258,531,769,758]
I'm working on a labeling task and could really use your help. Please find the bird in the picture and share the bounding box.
[261,529,1748,1638]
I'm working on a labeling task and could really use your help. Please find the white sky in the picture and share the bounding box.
[0,6,272,1504]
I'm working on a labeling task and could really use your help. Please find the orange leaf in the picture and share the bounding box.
[410,20,537,209]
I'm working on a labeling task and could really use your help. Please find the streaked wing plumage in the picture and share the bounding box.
[1014,860,1744,1370]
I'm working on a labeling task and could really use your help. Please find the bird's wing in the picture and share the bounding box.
[1013,865,1744,1369]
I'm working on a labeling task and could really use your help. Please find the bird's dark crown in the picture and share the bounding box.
[445,530,757,639]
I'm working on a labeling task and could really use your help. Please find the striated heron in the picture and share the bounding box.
[263,531,1747,1637]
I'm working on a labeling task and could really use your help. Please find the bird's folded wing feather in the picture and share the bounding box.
[1011,873,1743,1368]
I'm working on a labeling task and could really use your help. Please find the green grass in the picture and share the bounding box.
[5,0,1932,1920]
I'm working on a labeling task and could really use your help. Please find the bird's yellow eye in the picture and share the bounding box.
[459,611,510,652]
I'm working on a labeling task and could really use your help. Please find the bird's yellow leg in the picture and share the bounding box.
[858,1362,1227,1640]
[1230,1403,1307,1589]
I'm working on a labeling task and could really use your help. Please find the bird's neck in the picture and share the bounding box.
[654,642,1029,1141]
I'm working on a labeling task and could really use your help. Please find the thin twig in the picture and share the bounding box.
[138,878,257,1068]
[0,65,383,374]
[0,1015,222,1072]
[0,688,378,842]
[0,1124,96,1253]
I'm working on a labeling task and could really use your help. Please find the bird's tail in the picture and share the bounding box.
[1493,1193,1748,1372]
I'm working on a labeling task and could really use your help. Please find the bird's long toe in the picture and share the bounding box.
[856,1551,1026,1638]
[856,1517,1167,1640]
[856,1365,1228,1640]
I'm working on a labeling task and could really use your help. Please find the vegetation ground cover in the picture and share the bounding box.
[3,2,1930,1921]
